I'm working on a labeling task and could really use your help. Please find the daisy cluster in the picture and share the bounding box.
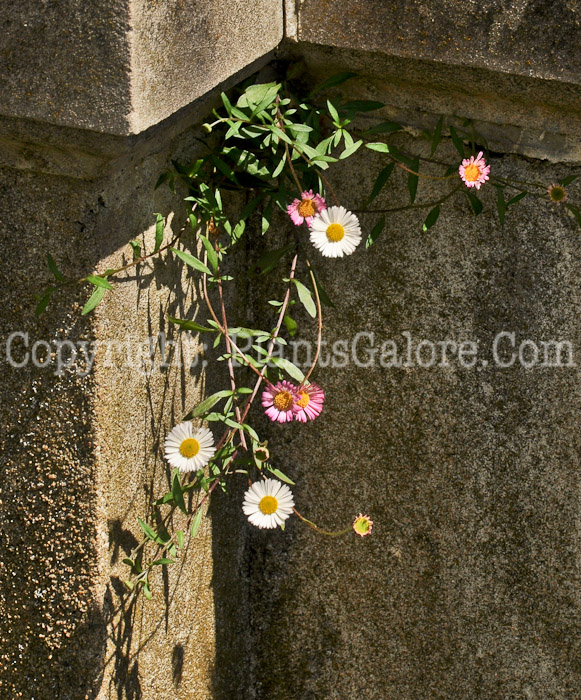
[287,191,362,258]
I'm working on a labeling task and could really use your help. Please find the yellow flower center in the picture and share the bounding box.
[259,495,278,515]
[273,390,293,411]
[296,391,310,408]
[298,199,316,218]
[549,186,566,202]
[179,438,200,458]
[354,517,371,534]
[463,163,481,182]
[326,223,345,242]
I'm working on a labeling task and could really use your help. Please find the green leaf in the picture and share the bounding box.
[176,530,185,548]
[422,206,440,232]
[129,240,142,260]
[153,213,164,253]
[565,203,581,228]
[363,121,401,136]
[368,163,395,204]
[142,581,153,600]
[152,558,175,566]
[271,152,286,178]
[506,191,528,207]
[221,91,233,115]
[496,186,506,226]
[168,316,214,333]
[86,275,113,290]
[81,285,106,316]
[293,279,317,318]
[266,467,295,485]
[171,247,213,276]
[138,518,158,542]
[430,116,444,157]
[191,508,204,538]
[466,192,483,216]
[310,71,357,95]
[271,356,305,382]
[35,287,54,317]
[172,472,187,515]
[46,253,64,282]
[559,174,579,186]
[449,126,465,157]
[366,215,386,249]
[211,154,238,184]
[365,142,390,153]
[184,390,234,420]
[327,100,340,123]
[408,158,419,204]
[339,139,363,160]
[284,314,298,337]
[199,234,218,274]
[311,269,334,308]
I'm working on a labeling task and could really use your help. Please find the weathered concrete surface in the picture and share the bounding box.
[0,0,283,135]
[295,0,581,85]
[0,110,218,698]
[230,138,581,698]
[283,42,581,163]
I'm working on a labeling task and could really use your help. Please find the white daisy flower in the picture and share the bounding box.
[164,422,215,472]
[242,478,295,529]
[308,205,362,258]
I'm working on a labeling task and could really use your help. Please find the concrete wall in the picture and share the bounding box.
[0,0,579,698]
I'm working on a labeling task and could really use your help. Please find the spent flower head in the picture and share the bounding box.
[353,513,374,537]
[548,183,567,203]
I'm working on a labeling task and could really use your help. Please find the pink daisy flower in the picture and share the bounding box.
[287,190,326,226]
[292,383,325,422]
[459,151,490,190]
[262,380,298,423]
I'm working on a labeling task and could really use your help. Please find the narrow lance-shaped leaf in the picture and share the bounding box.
[496,186,506,226]
[466,191,483,216]
[184,390,234,420]
[35,287,54,317]
[191,507,204,538]
[138,517,158,542]
[171,247,213,276]
[81,285,106,316]
[153,213,164,253]
[366,215,386,249]
[172,472,187,515]
[430,116,444,157]
[199,234,218,274]
[559,174,579,186]
[506,191,528,207]
[293,279,317,318]
[449,126,465,158]
[368,163,395,204]
[169,316,214,332]
[270,356,305,382]
[86,275,113,290]
[422,206,440,232]
[408,158,420,204]
[46,254,64,282]
[129,240,141,260]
